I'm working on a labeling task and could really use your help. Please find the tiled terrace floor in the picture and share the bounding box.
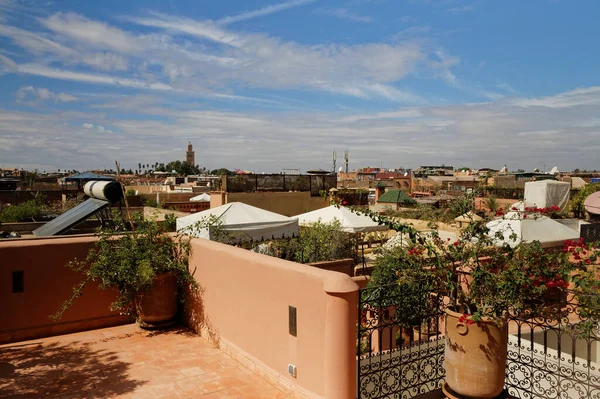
[0,324,291,399]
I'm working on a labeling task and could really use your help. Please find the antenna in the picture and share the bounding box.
[344,150,349,173]
[332,151,337,173]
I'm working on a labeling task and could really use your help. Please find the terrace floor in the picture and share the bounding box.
[0,324,291,399]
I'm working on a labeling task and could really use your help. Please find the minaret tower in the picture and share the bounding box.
[186,142,195,166]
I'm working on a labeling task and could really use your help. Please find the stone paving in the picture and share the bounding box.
[0,324,291,399]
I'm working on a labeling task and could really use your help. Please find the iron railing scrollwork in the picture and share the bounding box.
[358,284,600,399]
[357,282,446,399]
[505,290,600,399]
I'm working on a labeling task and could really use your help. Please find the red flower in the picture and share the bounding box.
[453,241,460,246]
[342,200,348,205]
[523,214,527,219]
[586,259,591,264]
[511,207,517,211]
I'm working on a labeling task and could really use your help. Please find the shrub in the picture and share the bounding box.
[0,198,44,223]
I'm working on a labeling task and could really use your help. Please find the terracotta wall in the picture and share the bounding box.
[183,238,359,399]
[0,236,129,344]
[474,197,516,211]
[224,191,329,216]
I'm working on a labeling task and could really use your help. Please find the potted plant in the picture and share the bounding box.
[344,206,597,399]
[52,213,198,329]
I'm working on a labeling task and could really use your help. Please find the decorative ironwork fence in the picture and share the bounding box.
[357,282,446,399]
[357,284,600,399]
[505,290,600,399]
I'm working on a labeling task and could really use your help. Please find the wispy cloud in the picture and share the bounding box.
[447,4,474,14]
[2,7,458,103]
[17,64,174,91]
[16,86,78,104]
[394,25,430,39]
[317,7,373,23]
[217,0,317,25]
[82,122,115,133]
[3,85,600,171]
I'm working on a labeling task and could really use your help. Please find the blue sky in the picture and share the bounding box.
[1,0,599,172]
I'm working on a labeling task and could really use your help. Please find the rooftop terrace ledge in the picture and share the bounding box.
[0,235,130,345]
[183,238,359,399]
[1,234,362,399]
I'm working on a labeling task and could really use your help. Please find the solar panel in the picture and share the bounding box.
[33,198,110,237]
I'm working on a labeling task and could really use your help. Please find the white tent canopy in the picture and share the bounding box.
[524,180,570,210]
[486,211,579,248]
[294,205,387,234]
[176,202,298,241]
[190,193,211,202]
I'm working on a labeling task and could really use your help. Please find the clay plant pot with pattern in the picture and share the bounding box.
[443,308,508,398]
[52,213,198,329]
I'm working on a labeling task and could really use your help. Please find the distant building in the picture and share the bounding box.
[414,165,454,177]
[186,142,195,166]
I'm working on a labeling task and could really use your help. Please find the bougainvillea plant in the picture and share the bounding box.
[343,205,599,327]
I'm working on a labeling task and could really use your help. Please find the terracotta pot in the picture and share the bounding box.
[135,273,178,329]
[444,308,508,398]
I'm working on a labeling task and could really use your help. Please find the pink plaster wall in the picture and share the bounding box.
[183,238,359,399]
[0,236,129,344]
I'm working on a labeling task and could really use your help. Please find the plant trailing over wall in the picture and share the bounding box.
[341,204,600,328]
[52,213,197,321]
[251,220,356,264]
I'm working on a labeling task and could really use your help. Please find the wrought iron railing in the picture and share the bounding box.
[357,282,446,399]
[506,290,600,399]
[357,285,600,399]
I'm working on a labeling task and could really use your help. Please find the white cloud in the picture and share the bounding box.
[3,85,600,172]
[394,26,431,39]
[16,86,78,104]
[447,5,474,14]
[317,8,373,23]
[81,52,129,71]
[40,12,139,53]
[82,122,114,133]
[16,64,174,91]
[217,0,317,25]
[509,86,600,108]
[0,8,462,102]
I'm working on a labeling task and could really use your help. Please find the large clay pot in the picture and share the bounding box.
[444,308,508,398]
[135,273,178,329]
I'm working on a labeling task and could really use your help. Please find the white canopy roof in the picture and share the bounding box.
[176,202,298,242]
[524,180,570,211]
[486,211,579,248]
[294,205,387,234]
[190,193,211,202]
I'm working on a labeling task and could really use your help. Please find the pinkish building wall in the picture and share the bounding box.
[183,238,359,399]
[0,236,129,344]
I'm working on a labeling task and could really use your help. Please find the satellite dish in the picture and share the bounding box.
[338,167,343,173]
[549,166,559,175]
[584,192,600,215]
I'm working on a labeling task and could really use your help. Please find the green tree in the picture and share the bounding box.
[210,168,234,176]
[571,183,600,218]
[484,196,499,213]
